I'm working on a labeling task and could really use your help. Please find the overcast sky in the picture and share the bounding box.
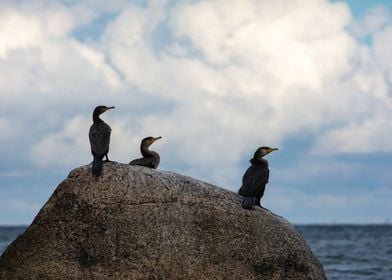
[1,0,392,225]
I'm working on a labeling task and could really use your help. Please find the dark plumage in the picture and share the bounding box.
[89,105,114,176]
[129,136,162,169]
[238,146,278,209]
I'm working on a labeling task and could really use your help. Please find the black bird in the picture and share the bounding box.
[129,136,162,168]
[238,146,278,209]
[89,105,115,176]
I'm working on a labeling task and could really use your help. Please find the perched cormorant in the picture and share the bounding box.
[89,105,115,176]
[129,136,162,168]
[238,146,278,209]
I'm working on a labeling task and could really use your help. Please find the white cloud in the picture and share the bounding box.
[313,115,392,154]
[1,0,392,191]
[373,25,392,82]
[30,116,91,168]
[349,5,391,38]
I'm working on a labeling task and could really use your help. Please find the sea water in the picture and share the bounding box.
[296,225,392,280]
[0,226,26,255]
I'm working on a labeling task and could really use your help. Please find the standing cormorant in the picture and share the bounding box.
[89,105,115,176]
[129,136,162,168]
[238,146,278,209]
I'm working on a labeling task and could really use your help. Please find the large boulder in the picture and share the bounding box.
[0,162,326,279]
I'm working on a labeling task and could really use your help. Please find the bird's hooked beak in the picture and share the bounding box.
[153,136,162,142]
[267,147,279,155]
[105,106,115,111]
[261,147,279,157]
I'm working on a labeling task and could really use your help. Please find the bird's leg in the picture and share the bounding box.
[104,155,111,162]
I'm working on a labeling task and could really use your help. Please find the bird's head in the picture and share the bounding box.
[254,146,278,159]
[93,105,115,116]
[142,136,162,147]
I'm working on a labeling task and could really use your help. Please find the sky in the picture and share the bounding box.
[1,0,392,225]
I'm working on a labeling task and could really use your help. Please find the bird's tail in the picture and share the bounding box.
[242,197,256,209]
[92,156,102,176]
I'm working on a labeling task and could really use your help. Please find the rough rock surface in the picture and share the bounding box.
[0,162,326,280]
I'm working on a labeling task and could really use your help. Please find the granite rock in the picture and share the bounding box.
[0,162,326,279]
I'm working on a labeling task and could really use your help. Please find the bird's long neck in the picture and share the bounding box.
[93,112,103,124]
[250,157,267,166]
[141,145,155,157]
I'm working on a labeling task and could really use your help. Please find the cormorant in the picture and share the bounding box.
[89,105,115,176]
[129,136,162,168]
[238,146,278,209]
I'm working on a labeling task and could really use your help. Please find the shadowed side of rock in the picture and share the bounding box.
[0,162,326,280]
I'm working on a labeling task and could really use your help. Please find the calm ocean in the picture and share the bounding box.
[296,225,392,280]
[1,225,391,279]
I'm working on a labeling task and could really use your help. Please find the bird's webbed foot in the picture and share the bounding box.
[242,197,257,210]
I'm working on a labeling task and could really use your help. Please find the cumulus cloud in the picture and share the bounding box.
[30,116,91,168]
[349,5,391,39]
[312,7,392,155]
[1,0,392,223]
[313,116,392,154]
[0,1,388,168]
